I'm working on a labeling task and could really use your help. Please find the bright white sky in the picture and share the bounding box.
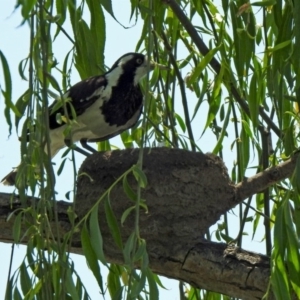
[0,2,267,299]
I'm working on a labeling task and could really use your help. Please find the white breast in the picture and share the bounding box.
[46,65,140,158]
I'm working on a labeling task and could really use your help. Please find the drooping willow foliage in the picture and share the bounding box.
[1,0,300,299]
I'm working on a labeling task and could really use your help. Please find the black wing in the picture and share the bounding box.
[49,75,107,130]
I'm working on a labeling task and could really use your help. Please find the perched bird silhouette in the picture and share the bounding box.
[1,52,166,186]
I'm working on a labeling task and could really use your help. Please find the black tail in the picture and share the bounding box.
[1,169,17,186]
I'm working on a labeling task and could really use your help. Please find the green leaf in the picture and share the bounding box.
[20,0,37,19]
[112,287,124,300]
[75,19,92,78]
[14,90,30,131]
[252,196,262,240]
[146,269,159,300]
[46,72,62,94]
[65,268,80,300]
[62,49,73,92]
[284,120,296,156]
[57,158,67,176]
[292,156,300,194]
[86,0,106,73]
[274,201,287,256]
[284,201,300,297]
[240,124,250,176]
[107,264,122,299]
[292,0,300,99]
[131,272,146,298]
[121,130,134,148]
[152,273,166,289]
[268,40,291,53]
[271,253,291,299]
[97,140,111,151]
[188,45,221,84]
[18,58,29,81]
[13,287,23,300]
[52,262,60,296]
[121,206,135,225]
[132,165,148,188]
[89,206,107,265]
[81,223,104,293]
[175,113,186,133]
[123,175,137,202]
[123,232,136,265]
[212,103,231,154]
[13,213,22,243]
[54,0,68,39]
[26,240,36,274]
[0,50,19,135]
[133,239,147,262]
[241,119,254,139]
[203,64,223,132]
[100,0,118,22]
[104,195,123,249]
[248,73,259,128]
[191,68,209,121]
[5,276,13,300]
[230,2,244,84]
[28,280,42,297]
[135,16,149,52]
[20,262,32,295]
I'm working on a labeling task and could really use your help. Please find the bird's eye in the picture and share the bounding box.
[136,58,143,65]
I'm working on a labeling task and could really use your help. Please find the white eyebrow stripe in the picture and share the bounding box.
[117,54,134,66]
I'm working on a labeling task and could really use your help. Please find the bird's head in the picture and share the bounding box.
[109,53,167,86]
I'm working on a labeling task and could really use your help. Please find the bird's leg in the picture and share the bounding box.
[64,139,91,157]
[80,138,97,153]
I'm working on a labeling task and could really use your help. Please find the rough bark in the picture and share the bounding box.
[0,148,298,299]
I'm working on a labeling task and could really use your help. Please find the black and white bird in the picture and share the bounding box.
[1,52,165,186]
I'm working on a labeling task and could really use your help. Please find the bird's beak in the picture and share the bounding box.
[149,61,169,71]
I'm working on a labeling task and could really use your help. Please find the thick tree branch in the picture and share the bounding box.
[236,152,299,200]
[0,148,298,298]
[0,195,270,299]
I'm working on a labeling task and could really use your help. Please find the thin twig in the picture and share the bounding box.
[261,127,272,256]
[161,31,196,151]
